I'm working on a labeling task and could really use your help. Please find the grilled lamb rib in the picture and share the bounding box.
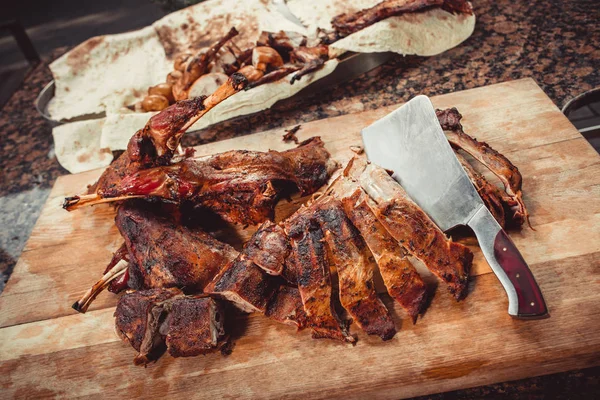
[66,137,338,226]
[436,107,530,228]
[63,73,248,211]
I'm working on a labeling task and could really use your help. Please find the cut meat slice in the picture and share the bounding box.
[243,221,290,275]
[116,202,239,292]
[165,296,226,357]
[265,284,308,330]
[359,163,473,300]
[315,197,396,340]
[334,177,428,323]
[284,207,355,343]
[204,256,277,313]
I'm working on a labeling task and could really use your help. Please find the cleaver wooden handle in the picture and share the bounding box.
[468,206,549,319]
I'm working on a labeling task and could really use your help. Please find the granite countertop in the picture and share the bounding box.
[0,0,598,396]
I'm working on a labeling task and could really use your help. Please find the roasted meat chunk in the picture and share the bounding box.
[165,296,226,357]
[115,289,225,364]
[204,256,277,314]
[114,288,183,364]
[116,202,238,292]
[243,221,290,275]
[70,137,338,225]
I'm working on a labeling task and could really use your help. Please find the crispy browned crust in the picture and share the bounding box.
[204,256,277,314]
[265,285,308,330]
[96,137,337,225]
[165,297,225,357]
[361,164,472,300]
[243,221,290,275]
[115,202,238,292]
[315,197,396,340]
[331,0,472,37]
[284,206,355,343]
[114,288,182,352]
[455,152,507,228]
[436,107,530,228]
[339,185,428,323]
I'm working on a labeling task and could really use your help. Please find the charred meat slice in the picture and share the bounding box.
[114,288,183,364]
[436,107,530,228]
[284,207,355,343]
[91,137,338,225]
[165,296,226,357]
[315,197,396,340]
[265,284,308,330]
[336,180,428,323]
[331,0,472,37]
[243,221,290,275]
[204,256,277,314]
[360,163,473,300]
[116,202,238,292]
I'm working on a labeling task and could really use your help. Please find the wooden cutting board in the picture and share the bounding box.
[1,78,599,399]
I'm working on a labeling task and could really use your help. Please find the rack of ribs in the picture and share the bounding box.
[65,137,338,226]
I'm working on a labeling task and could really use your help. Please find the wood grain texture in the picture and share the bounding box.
[1,79,599,399]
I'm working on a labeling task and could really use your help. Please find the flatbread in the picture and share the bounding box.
[52,119,113,174]
[48,26,171,121]
[100,112,158,151]
[287,0,475,57]
[189,59,339,132]
[152,0,306,59]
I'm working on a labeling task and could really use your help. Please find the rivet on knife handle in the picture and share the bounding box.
[468,206,548,319]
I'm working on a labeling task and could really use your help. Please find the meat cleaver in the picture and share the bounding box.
[361,95,548,319]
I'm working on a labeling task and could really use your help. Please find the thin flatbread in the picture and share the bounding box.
[287,0,475,57]
[99,112,158,151]
[152,0,306,59]
[48,26,171,121]
[52,119,113,174]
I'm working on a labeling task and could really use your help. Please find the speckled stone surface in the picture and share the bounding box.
[0,0,598,396]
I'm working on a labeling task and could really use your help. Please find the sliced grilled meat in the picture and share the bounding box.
[315,197,396,340]
[436,107,530,228]
[284,206,355,343]
[359,163,473,300]
[333,174,428,323]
